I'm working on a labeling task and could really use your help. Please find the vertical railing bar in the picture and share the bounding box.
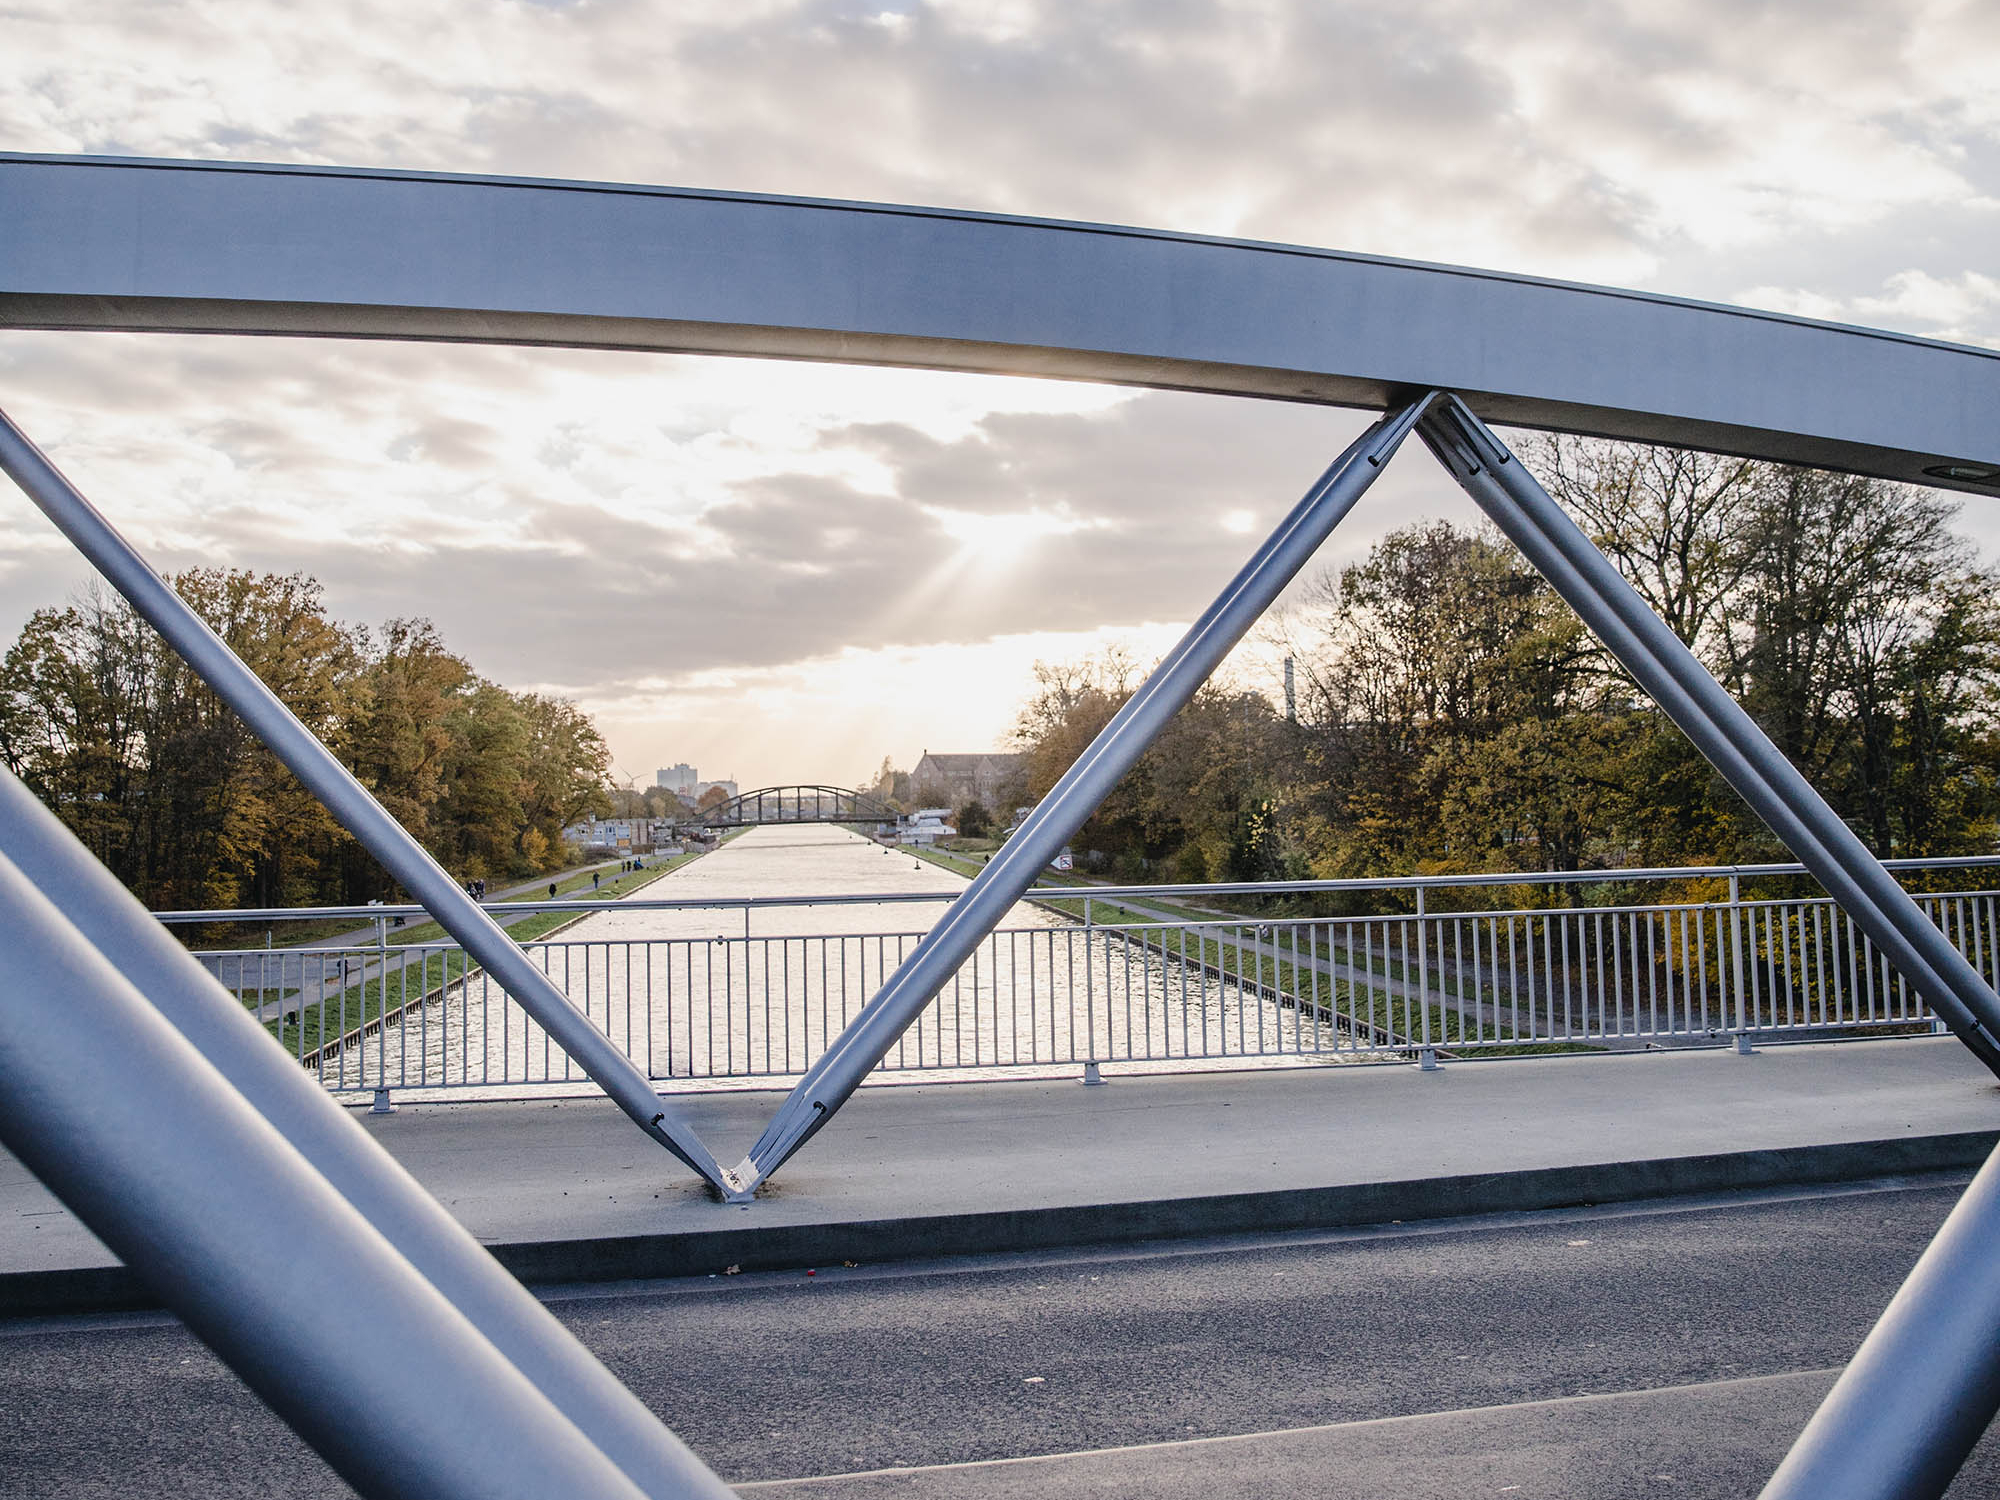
[1415,889,1431,1049]
[1976,892,1992,1000]
[1177,924,1191,1059]
[1559,913,1574,1043]
[1748,902,1764,1031]
[1454,916,1468,1047]
[1595,911,1609,1039]
[1505,916,1520,1042]
[1845,908,1864,1025]
[1780,904,1796,1029]
[1812,902,1829,1027]
[1694,904,1709,1036]
[1644,909,1658,1038]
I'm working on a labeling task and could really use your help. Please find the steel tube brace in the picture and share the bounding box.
[0,852,659,1500]
[1416,396,2000,1078]
[736,394,1439,1191]
[1759,1139,2000,1499]
[0,406,734,1191]
[0,768,734,1500]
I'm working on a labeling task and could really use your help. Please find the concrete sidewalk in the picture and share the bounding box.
[5,1037,1998,1313]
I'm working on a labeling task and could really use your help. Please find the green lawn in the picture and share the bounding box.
[261,846,710,1060]
[915,846,1596,1057]
[384,852,696,946]
[188,855,639,951]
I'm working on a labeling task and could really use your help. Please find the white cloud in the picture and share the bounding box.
[2,0,1997,779]
[1860,270,2000,347]
[1736,269,2000,349]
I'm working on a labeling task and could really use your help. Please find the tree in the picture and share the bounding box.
[1526,442,2000,861]
[866,756,914,811]
[1528,433,1756,654]
[1010,644,1287,878]
[0,589,150,870]
[1002,445,2000,889]
[1289,522,1631,876]
[0,569,620,906]
[956,799,993,837]
[516,694,613,859]
[1721,467,2000,856]
[348,618,471,851]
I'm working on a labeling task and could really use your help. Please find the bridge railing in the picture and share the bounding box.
[166,857,2000,1100]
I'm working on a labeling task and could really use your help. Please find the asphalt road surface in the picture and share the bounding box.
[5,1177,2000,1498]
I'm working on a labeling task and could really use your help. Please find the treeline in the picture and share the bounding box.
[1012,439,2000,889]
[0,570,613,909]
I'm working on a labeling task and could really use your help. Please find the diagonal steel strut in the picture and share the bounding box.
[1757,1133,2000,1500]
[1415,396,2000,1498]
[0,406,736,1193]
[0,765,734,1499]
[1415,396,2000,1076]
[734,394,1441,1193]
[0,850,664,1500]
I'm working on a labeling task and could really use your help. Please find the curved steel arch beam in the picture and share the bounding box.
[2,152,1998,494]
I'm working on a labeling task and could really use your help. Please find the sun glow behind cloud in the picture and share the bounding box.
[590,621,1199,791]
[928,505,1102,560]
[3,0,1999,788]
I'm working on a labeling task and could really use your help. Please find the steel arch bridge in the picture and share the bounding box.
[693,785,898,828]
[4,153,1999,1500]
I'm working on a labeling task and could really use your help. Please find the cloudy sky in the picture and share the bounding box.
[3,0,1997,791]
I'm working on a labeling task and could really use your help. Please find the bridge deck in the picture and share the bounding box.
[5,1037,1992,1304]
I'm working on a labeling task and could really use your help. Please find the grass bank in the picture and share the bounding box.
[264,843,720,1060]
[911,844,1597,1058]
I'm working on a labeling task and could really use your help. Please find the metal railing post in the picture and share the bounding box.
[1083,896,1099,1079]
[375,914,391,1093]
[1729,871,1752,1052]
[0,406,732,1192]
[1415,884,1431,1052]
[735,396,1438,1189]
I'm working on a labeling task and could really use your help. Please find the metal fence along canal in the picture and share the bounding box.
[172,852,2000,1100]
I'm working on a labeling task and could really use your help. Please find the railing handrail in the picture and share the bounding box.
[185,884,2000,955]
[149,852,2000,925]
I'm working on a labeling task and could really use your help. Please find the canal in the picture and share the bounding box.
[353,824,1337,1098]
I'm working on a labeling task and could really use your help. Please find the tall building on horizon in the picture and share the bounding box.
[655,763,698,795]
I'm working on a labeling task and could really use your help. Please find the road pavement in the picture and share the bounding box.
[6,1177,2000,1497]
[9,1038,1998,1300]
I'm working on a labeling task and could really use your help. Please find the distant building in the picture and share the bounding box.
[898,808,956,846]
[911,751,1026,811]
[561,815,679,851]
[653,764,737,806]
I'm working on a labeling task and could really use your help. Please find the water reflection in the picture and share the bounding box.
[361,825,1341,1096]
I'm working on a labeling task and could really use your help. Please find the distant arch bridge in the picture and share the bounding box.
[692,785,898,828]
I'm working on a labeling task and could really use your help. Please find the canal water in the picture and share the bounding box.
[363,824,1335,1097]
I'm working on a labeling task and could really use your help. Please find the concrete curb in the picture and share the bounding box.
[7,1129,1992,1317]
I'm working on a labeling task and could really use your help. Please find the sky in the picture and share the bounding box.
[3,0,1998,792]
